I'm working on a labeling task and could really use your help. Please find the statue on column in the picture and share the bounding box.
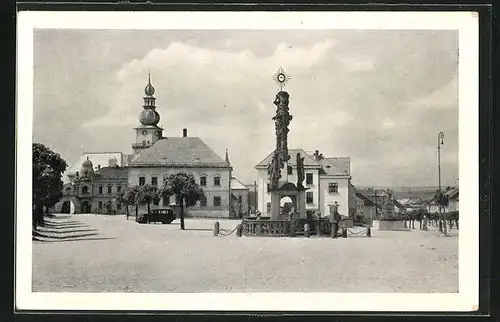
[273,91,293,160]
[268,91,293,190]
[296,152,305,189]
[268,67,293,191]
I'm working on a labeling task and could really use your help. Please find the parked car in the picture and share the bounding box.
[136,208,176,224]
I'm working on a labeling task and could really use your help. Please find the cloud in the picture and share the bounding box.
[405,76,458,109]
[34,30,459,187]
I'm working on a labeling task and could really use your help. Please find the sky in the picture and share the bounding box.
[33,29,459,187]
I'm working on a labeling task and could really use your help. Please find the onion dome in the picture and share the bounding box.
[82,157,93,167]
[80,157,94,178]
[144,72,155,96]
[139,109,160,126]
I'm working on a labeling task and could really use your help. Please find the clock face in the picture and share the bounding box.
[142,130,148,135]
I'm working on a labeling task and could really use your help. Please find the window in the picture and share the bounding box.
[267,184,271,192]
[200,195,207,207]
[329,183,339,193]
[117,185,122,193]
[81,186,88,194]
[214,196,221,207]
[214,176,221,186]
[153,198,159,206]
[162,195,170,206]
[200,176,207,187]
[306,173,313,185]
[238,195,243,204]
[287,165,293,175]
[151,177,158,186]
[98,201,103,209]
[139,177,145,186]
[306,191,314,204]
[266,202,271,214]
[117,203,122,210]
[107,185,112,194]
[98,185,103,194]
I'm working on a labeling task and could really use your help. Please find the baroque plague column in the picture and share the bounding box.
[267,67,307,220]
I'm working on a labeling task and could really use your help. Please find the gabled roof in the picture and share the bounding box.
[443,187,459,199]
[255,149,321,169]
[129,137,231,168]
[397,197,424,206]
[392,199,406,209]
[255,150,350,178]
[94,166,128,180]
[231,177,248,190]
[327,157,351,176]
[356,192,382,209]
[428,186,459,203]
[317,158,346,176]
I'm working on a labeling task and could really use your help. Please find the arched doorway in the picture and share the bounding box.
[81,200,91,213]
[61,201,71,214]
[279,195,296,217]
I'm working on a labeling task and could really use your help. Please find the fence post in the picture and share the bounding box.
[289,220,296,237]
[304,223,310,238]
[213,221,220,236]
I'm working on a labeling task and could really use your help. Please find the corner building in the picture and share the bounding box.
[56,74,241,218]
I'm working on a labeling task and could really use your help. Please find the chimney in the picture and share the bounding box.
[314,150,319,160]
[319,153,324,160]
[183,128,188,137]
[98,165,101,170]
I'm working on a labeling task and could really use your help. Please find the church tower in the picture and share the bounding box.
[132,73,164,153]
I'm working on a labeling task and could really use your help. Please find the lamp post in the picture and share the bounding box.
[437,131,445,233]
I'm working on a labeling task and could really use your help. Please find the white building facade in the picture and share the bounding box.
[255,149,353,218]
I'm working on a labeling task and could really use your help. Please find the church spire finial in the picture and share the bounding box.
[225,149,230,164]
[144,70,155,96]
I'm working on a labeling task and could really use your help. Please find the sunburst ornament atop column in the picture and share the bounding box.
[273,66,291,92]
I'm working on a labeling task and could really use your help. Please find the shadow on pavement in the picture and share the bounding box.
[33,230,99,240]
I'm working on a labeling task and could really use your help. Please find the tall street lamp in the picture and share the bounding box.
[437,131,445,232]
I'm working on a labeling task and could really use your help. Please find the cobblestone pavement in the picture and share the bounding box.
[32,214,458,293]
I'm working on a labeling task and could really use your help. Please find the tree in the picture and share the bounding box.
[119,186,140,220]
[161,173,204,230]
[433,189,449,235]
[135,184,160,223]
[32,143,68,230]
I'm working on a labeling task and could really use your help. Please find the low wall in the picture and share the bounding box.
[378,220,409,231]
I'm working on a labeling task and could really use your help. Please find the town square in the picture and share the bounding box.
[28,25,463,296]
